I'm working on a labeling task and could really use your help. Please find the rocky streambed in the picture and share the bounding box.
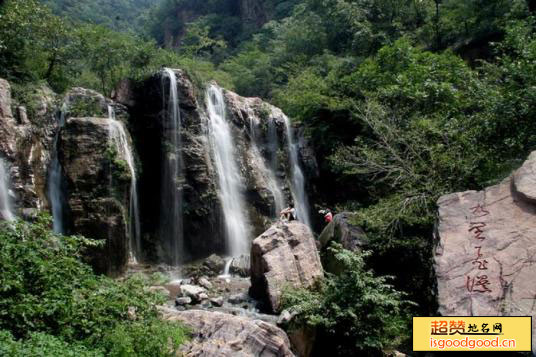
[124,220,327,357]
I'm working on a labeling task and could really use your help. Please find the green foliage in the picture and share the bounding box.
[0,330,103,357]
[0,215,188,356]
[282,244,412,355]
[40,0,157,34]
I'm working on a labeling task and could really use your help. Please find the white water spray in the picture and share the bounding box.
[161,68,184,265]
[48,104,67,233]
[107,106,141,260]
[0,159,15,221]
[206,84,251,256]
[284,116,311,228]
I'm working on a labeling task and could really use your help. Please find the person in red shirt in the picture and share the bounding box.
[324,209,333,223]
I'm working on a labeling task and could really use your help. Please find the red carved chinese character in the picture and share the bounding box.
[474,246,483,259]
[472,259,489,270]
[470,204,490,217]
[466,275,492,293]
[469,222,486,240]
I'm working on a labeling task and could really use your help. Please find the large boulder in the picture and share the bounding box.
[250,221,324,313]
[159,307,295,357]
[435,150,536,350]
[318,212,367,273]
[318,212,366,251]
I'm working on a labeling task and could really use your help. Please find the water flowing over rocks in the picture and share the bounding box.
[159,307,295,357]
[57,88,133,274]
[0,71,318,276]
[250,221,324,313]
[131,69,316,264]
[435,150,536,351]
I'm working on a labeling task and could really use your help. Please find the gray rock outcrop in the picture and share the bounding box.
[250,221,324,313]
[318,212,367,273]
[435,150,536,349]
[160,307,295,357]
[0,79,57,214]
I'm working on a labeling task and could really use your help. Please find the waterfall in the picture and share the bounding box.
[284,116,311,228]
[206,84,251,256]
[107,106,141,261]
[160,68,184,265]
[0,159,15,221]
[248,115,285,216]
[48,104,68,233]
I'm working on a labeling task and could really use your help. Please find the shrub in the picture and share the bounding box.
[0,215,188,356]
[281,243,413,355]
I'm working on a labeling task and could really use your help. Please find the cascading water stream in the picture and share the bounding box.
[0,159,15,221]
[48,104,68,233]
[107,106,141,261]
[161,68,184,265]
[284,116,311,228]
[248,115,285,216]
[206,84,251,257]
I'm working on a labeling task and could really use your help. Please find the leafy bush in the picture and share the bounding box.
[0,215,188,356]
[281,244,413,355]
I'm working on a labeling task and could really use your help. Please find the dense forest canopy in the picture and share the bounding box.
[3,0,536,354]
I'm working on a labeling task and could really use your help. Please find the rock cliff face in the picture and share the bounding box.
[435,150,536,350]
[131,69,317,264]
[0,70,317,275]
[0,79,56,217]
[56,88,133,275]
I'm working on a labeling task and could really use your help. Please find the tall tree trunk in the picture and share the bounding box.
[45,53,57,80]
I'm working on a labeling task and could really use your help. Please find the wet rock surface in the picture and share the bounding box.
[435,150,536,351]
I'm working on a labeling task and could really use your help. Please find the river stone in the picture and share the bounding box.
[435,150,536,352]
[176,296,192,306]
[250,221,324,313]
[210,296,224,307]
[180,284,206,303]
[159,307,295,357]
[230,254,250,277]
[198,277,213,290]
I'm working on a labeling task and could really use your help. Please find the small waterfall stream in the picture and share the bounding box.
[206,84,251,256]
[248,115,285,216]
[160,68,184,265]
[0,159,15,221]
[48,104,68,233]
[284,116,311,228]
[107,106,141,261]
